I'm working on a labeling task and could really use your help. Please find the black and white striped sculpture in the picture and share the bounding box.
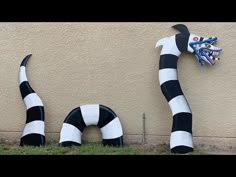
[156,24,222,153]
[59,104,123,147]
[19,54,45,146]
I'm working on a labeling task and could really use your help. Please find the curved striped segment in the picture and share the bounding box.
[19,54,45,146]
[157,34,193,153]
[59,104,123,147]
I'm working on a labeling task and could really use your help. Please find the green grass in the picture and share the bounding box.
[0,142,208,155]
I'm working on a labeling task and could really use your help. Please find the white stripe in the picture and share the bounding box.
[81,104,99,126]
[22,120,45,137]
[168,95,191,116]
[170,131,193,148]
[23,93,44,110]
[159,68,177,85]
[59,123,82,144]
[101,117,123,139]
[19,66,28,85]
[160,35,181,56]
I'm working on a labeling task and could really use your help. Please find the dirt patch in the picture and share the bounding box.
[0,138,19,146]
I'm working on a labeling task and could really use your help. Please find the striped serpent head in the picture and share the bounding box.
[156,24,223,67]
[172,24,223,66]
[189,35,223,66]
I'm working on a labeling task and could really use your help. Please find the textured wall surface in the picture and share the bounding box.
[0,23,235,151]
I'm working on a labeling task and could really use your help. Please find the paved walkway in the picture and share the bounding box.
[206,151,236,155]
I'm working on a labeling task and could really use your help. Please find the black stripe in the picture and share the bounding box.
[20,81,35,99]
[20,134,45,146]
[159,54,178,70]
[160,80,183,102]
[172,24,190,35]
[26,106,44,123]
[59,141,81,147]
[102,136,123,147]
[175,34,190,52]
[171,146,193,154]
[64,107,86,132]
[172,113,192,133]
[97,105,116,128]
[20,54,32,66]
[199,37,204,41]
[99,105,117,117]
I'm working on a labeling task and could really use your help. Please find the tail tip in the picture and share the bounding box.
[20,54,33,66]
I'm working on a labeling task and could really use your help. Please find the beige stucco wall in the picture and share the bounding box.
[0,22,235,151]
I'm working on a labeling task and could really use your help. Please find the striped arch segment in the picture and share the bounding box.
[159,51,193,153]
[59,104,123,147]
[19,54,45,146]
